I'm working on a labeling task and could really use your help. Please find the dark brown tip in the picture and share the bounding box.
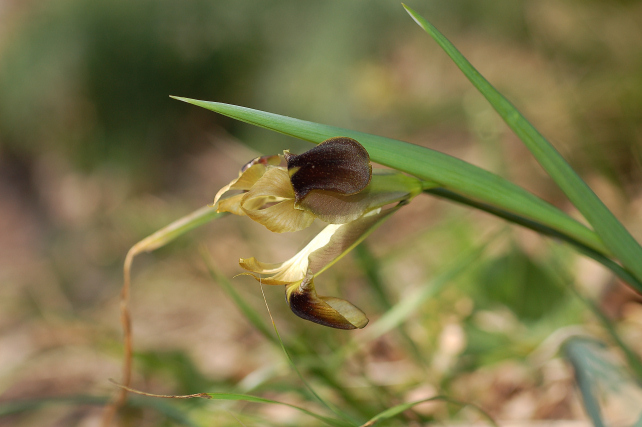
[286,137,372,203]
[287,286,357,330]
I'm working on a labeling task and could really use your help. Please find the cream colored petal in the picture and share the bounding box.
[211,160,282,207]
[242,167,295,200]
[241,195,280,212]
[306,206,399,277]
[240,205,404,329]
[238,257,306,285]
[243,199,316,233]
[238,257,285,274]
[234,272,290,286]
[212,180,237,208]
[321,296,369,329]
[217,193,246,216]
[239,206,400,288]
[231,162,269,190]
[239,223,341,284]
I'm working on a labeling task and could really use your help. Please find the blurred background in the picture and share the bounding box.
[1,0,641,425]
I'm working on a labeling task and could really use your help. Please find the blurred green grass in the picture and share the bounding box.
[1,0,641,425]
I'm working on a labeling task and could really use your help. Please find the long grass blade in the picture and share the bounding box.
[111,380,352,427]
[359,396,498,427]
[171,96,606,257]
[402,4,642,284]
[205,393,354,427]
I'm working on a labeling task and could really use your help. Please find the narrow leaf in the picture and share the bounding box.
[403,4,642,284]
[359,396,497,427]
[563,338,608,427]
[205,393,355,427]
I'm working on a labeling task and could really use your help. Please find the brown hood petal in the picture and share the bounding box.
[285,137,372,203]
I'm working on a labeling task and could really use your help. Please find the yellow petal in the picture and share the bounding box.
[242,167,295,200]
[243,199,316,233]
[239,207,399,287]
[217,193,246,216]
[239,223,342,283]
[238,255,307,285]
[240,167,315,232]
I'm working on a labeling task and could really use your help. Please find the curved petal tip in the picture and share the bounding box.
[286,279,368,330]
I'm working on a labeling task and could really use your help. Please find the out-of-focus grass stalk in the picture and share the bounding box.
[359,395,498,427]
[353,243,428,367]
[111,381,354,427]
[563,339,607,427]
[545,253,642,382]
[360,233,492,343]
[103,206,226,426]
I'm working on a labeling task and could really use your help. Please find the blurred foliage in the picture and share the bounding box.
[476,246,568,322]
[1,0,641,185]
[1,0,642,425]
[0,0,264,177]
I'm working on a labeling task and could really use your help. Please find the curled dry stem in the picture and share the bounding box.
[100,245,140,426]
[101,206,223,426]
[108,379,212,400]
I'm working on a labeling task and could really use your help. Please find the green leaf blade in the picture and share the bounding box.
[402,4,642,283]
[360,396,497,427]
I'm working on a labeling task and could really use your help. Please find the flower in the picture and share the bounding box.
[240,206,403,329]
[212,137,422,329]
